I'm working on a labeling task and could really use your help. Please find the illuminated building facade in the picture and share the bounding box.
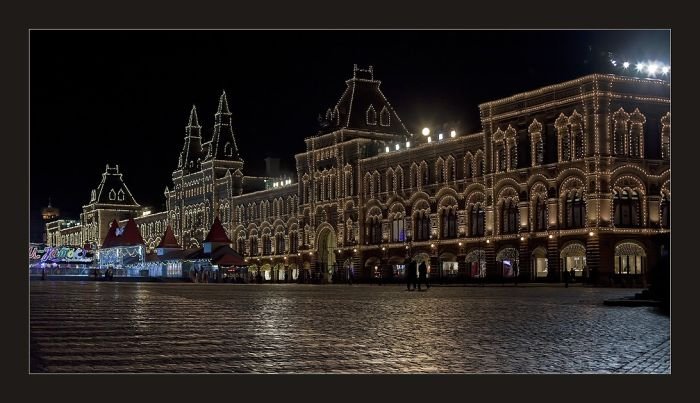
[46,66,670,284]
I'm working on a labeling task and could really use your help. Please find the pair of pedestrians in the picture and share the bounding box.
[405,259,429,291]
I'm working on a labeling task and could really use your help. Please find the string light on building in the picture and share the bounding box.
[44,66,668,287]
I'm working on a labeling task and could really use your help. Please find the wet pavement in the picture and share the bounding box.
[30,281,670,373]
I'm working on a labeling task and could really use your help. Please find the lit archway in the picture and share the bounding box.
[316,226,337,282]
[531,246,548,280]
[560,242,586,279]
[496,247,519,278]
[465,249,486,278]
[614,241,646,276]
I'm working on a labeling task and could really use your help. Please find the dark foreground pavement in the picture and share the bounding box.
[30,281,670,373]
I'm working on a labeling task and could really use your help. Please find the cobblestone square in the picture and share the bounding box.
[30,281,670,373]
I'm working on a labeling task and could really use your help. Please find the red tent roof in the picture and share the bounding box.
[157,225,180,249]
[118,217,145,246]
[101,219,120,248]
[204,216,231,243]
[211,245,246,266]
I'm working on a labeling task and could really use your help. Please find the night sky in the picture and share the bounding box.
[29,30,670,242]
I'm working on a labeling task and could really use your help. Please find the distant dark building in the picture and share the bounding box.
[47,65,670,285]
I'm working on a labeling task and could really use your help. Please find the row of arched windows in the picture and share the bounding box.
[362,156,486,199]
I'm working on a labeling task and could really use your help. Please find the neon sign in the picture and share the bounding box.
[29,246,92,262]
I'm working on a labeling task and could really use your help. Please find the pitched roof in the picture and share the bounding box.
[204,216,231,243]
[211,244,246,266]
[90,165,140,206]
[101,219,120,248]
[103,218,145,248]
[119,218,145,246]
[320,65,411,137]
[156,225,180,249]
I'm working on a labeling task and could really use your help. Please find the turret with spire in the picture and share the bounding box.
[178,105,204,174]
[205,91,242,162]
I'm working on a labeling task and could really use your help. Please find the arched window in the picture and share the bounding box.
[262,236,272,255]
[289,232,298,253]
[470,204,485,237]
[613,108,629,156]
[614,189,641,228]
[366,105,377,125]
[109,189,116,200]
[395,167,404,194]
[224,142,232,157]
[565,190,585,229]
[275,234,285,255]
[237,238,246,255]
[496,144,506,172]
[421,162,429,186]
[476,154,484,177]
[446,157,455,183]
[569,112,584,160]
[414,211,431,241]
[436,159,445,184]
[629,108,646,158]
[366,216,382,244]
[556,113,570,162]
[250,237,259,256]
[391,214,405,242]
[501,199,518,234]
[464,154,473,178]
[346,219,355,243]
[529,119,544,167]
[117,189,125,201]
[410,164,419,189]
[535,196,547,231]
[441,208,457,239]
[507,138,518,170]
[379,106,390,126]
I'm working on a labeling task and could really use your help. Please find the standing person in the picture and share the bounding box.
[418,261,427,291]
[405,259,413,291]
[569,268,575,283]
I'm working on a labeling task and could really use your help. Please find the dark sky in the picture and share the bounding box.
[29,30,670,242]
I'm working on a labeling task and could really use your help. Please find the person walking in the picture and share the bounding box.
[418,261,428,291]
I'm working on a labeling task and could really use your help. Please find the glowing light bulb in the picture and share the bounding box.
[422,128,430,136]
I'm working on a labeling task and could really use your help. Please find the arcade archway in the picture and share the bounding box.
[316,227,337,282]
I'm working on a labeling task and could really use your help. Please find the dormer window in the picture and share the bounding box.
[366,105,377,125]
[117,189,125,201]
[380,106,390,126]
[109,189,116,200]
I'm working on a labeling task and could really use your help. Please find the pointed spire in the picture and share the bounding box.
[188,105,200,127]
[217,90,231,115]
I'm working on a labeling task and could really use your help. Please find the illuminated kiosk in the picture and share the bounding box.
[182,216,246,282]
[98,218,146,277]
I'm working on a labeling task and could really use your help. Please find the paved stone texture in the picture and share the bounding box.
[30,282,670,373]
